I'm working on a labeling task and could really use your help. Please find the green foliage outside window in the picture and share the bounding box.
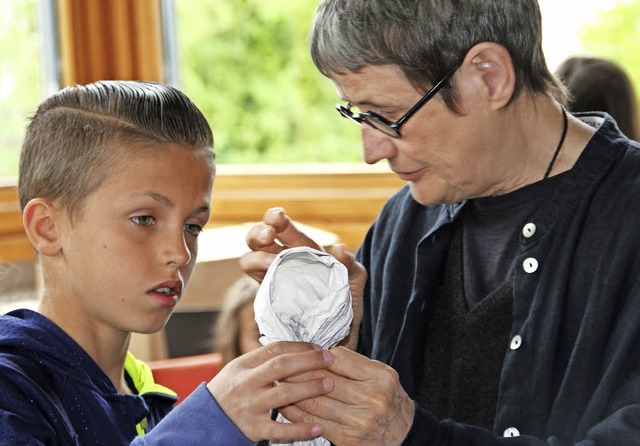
[175,0,362,164]
[0,0,41,178]
[176,0,640,165]
[579,0,640,96]
[0,1,638,176]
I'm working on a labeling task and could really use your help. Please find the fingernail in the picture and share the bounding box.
[311,425,323,437]
[322,377,334,392]
[322,350,333,364]
[311,343,322,351]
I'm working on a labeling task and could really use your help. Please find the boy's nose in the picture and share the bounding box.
[164,232,192,267]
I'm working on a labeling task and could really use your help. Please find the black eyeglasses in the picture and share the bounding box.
[336,66,457,138]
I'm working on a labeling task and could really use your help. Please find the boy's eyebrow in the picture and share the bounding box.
[149,192,174,207]
[147,192,210,215]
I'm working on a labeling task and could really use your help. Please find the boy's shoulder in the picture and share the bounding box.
[0,309,75,404]
[0,309,72,356]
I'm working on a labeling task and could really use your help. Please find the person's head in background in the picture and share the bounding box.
[556,56,639,141]
[214,276,262,365]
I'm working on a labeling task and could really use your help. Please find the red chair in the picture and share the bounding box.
[148,352,224,405]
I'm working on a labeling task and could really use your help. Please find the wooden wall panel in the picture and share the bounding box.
[0,169,404,264]
[0,186,33,263]
[57,0,164,86]
[111,0,135,79]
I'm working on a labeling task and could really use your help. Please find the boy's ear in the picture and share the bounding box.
[460,42,516,110]
[22,198,64,257]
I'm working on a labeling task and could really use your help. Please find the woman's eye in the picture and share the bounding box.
[184,224,203,237]
[368,107,394,120]
[132,215,156,227]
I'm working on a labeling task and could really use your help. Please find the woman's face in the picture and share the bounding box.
[330,63,504,204]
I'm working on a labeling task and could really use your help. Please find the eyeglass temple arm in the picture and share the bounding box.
[395,66,458,127]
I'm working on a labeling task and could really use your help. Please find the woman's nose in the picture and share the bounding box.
[361,125,396,164]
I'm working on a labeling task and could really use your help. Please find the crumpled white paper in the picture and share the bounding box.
[254,246,353,348]
[254,246,353,446]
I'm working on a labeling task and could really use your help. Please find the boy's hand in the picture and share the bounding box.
[206,342,334,442]
[240,207,367,349]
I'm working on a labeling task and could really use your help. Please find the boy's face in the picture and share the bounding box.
[52,143,213,336]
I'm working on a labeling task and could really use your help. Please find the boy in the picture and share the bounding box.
[0,80,333,445]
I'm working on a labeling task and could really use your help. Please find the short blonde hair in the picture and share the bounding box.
[19,80,214,223]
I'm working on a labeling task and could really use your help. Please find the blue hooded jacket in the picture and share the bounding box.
[0,309,253,445]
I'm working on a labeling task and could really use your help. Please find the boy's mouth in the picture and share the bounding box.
[147,280,183,307]
[154,286,174,295]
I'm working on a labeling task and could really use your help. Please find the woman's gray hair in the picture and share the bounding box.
[309,0,567,110]
[19,80,214,221]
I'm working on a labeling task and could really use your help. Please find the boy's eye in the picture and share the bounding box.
[184,224,203,237]
[132,215,156,227]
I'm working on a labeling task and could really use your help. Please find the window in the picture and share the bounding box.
[0,0,55,179]
[173,0,362,164]
[174,0,638,165]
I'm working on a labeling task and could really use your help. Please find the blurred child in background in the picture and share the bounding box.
[556,56,639,141]
[214,276,262,365]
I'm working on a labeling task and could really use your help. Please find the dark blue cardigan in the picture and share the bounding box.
[357,113,640,445]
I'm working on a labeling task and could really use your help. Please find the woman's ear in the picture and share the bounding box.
[460,42,516,110]
[22,198,64,257]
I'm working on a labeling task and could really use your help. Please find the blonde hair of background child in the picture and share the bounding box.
[214,276,261,365]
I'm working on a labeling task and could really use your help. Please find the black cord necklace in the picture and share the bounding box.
[543,107,568,180]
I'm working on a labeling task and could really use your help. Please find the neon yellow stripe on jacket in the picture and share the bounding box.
[124,352,177,435]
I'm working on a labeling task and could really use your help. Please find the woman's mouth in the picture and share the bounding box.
[395,168,425,182]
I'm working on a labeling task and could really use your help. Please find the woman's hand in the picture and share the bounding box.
[206,341,334,442]
[240,207,367,349]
